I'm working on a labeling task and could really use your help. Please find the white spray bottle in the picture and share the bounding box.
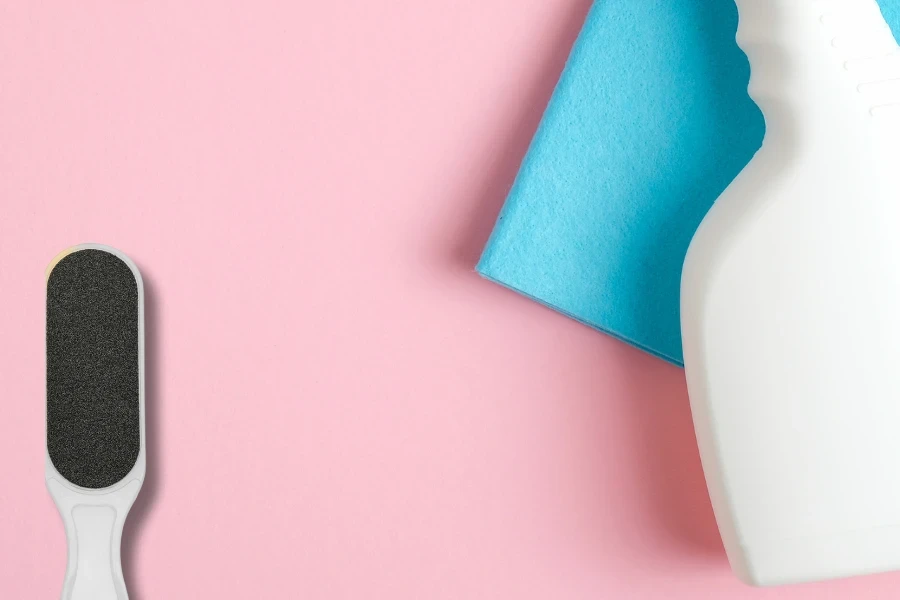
[682,0,900,586]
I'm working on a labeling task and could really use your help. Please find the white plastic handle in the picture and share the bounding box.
[72,506,121,598]
[48,478,142,600]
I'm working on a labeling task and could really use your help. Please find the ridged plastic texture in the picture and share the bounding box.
[737,0,900,116]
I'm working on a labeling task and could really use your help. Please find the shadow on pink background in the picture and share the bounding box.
[121,276,161,599]
[3,1,900,598]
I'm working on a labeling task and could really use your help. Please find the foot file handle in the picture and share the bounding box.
[47,477,143,600]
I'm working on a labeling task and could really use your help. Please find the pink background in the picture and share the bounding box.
[1,1,897,598]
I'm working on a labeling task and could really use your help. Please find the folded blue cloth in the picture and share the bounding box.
[478,0,900,366]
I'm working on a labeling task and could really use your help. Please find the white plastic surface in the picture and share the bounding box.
[681,0,900,587]
[45,244,146,600]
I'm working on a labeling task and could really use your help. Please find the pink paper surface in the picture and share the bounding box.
[2,1,899,597]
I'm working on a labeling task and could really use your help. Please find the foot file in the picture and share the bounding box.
[682,0,900,586]
[46,244,145,600]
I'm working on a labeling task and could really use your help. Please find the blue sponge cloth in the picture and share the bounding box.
[478,0,900,366]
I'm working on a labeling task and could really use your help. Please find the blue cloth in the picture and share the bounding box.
[478,0,900,366]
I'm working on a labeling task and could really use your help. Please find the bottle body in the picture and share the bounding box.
[682,0,900,585]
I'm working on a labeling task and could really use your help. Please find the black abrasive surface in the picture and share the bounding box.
[47,249,140,489]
